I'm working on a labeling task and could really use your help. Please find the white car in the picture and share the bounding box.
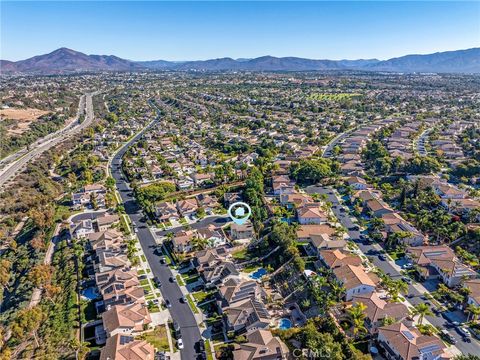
[177,339,184,349]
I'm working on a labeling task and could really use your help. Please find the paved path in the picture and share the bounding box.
[109,101,202,360]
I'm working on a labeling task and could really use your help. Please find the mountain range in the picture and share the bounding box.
[1,47,479,74]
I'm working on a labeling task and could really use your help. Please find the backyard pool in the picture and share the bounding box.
[278,318,292,330]
[249,268,267,280]
[82,287,99,300]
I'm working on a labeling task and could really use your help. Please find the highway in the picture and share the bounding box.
[0,92,98,189]
[109,102,202,360]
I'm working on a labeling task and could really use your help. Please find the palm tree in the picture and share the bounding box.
[466,304,480,323]
[411,303,433,325]
[347,303,367,337]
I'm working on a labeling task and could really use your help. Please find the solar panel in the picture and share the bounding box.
[401,330,415,341]
[419,345,440,354]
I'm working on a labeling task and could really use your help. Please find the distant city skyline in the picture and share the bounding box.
[1,1,479,61]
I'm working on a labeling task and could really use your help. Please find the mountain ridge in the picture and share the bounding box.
[1,47,479,74]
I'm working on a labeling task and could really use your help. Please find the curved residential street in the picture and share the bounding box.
[109,103,202,360]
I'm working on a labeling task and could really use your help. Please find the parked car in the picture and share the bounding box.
[173,321,180,332]
[180,296,187,303]
[165,299,172,308]
[154,277,162,287]
[440,330,457,344]
[378,254,387,261]
[401,276,412,284]
[160,256,167,264]
[177,339,184,350]
[457,327,471,338]
[170,276,176,283]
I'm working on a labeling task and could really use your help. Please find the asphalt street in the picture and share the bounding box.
[110,104,202,360]
[305,185,480,355]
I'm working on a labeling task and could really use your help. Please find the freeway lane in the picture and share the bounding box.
[306,185,480,355]
[110,105,202,360]
[0,92,98,189]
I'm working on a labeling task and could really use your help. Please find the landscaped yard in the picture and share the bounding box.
[231,248,249,261]
[137,325,169,351]
[205,340,213,360]
[187,294,199,314]
[176,274,185,286]
[193,291,211,303]
[242,264,259,273]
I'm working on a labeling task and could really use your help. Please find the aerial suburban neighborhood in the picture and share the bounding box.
[1,2,480,360]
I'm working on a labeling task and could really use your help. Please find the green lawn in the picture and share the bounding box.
[242,264,259,273]
[231,248,249,261]
[193,291,210,303]
[205,340,213,360]
[140,279,150,286]
[138,325,170,351]
[141,254,147,262]
[187,294,199,314]
[176,274,185,286]
[138,269,146,275]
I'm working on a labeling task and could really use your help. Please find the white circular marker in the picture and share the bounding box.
[228,202,252,225]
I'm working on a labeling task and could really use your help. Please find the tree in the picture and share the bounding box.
[347,303,367,337]
[302,322,344,360]
[466,304,480,322]
[290,159,333,185]
[10,306,44,345]
[29,264,53,288]
[411,303,433,325]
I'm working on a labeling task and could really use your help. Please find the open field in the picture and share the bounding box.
[0,107,49,135]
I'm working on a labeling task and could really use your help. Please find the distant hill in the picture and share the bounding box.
[1,48,144,74]
[366,48,480,73]
[2,47,479,74]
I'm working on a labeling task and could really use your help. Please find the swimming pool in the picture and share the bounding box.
[249,268,267,280]
[278,318,292,330]
[82,287,99,300]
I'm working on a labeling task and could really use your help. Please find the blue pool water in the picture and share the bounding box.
[278,318,292,330]
[82,287,99,300]
[249,268,267,280]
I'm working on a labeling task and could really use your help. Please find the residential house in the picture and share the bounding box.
[333,265,377,301]
[70,219,95,239]
[320,250,363,269]
[351,292,408,334]
[365,199,393,217]
[218,276,262,307]
[96,214,120,231]
[406,246,476,287]
[155,201,179,222]
[223,298,271,333]
[232,329,290,360]
[377,322,450,360]
[102,303,152,337]
[176,198,199,217]
[297,204,328,225]
[171,230,196,253]
[100,334,155,360]
[346,176,368,190]
[465,279,480,307]
[230,221,255,240]
[381,213,425,247]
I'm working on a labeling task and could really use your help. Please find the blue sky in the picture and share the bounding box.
[1,1,479,61]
